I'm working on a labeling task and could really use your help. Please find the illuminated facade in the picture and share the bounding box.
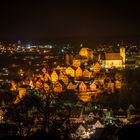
[78,92,91,102]
[83,69,92,79]
[79,82,87,92]
[115,80,121,89]
[59,72,65,80]
[79,48,93,61]
[44,72,50,81]
[72,59,81,68]
[92,62,101,73]
[51,70,58,83]
[8,47,125,104]
[90,82,97,91]
[120,47,125,64]
[75,67,83,79]
[43,83,50,92]
[61,75,69,85]
[102,47,125,68]
[19,87,26,99]
[65,67,75,77]
[65,53,73,65]
[67,82,77,90]
[53,82,63,93]
[79,48,89,58]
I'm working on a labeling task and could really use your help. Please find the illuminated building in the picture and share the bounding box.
[53,82,63,93]
[51,70,58,83]
[78,92,91,102]
[11,81,17,91]
[44,73,50,81]
[44,83,50,92]
[79,82,87,92]
[59,72,65,80]
[42,67,47,74]
[65,67,75,77]
[120,47,125,64]
[19,87,26,98]
[67,82,77,90]
[65,53,73,65]
[83,69,92,79]
[92,62,101,73]
[115,80,121,89]
[65,53,70,65]
[90,82,97,91]
[61,75,69,85]
[35,80,43,89]
[59,72,69,85]
[79,48,93,61]
[72,59,81,68]
[75,67,83,79]
[102,47,125,68]
[55,65,61,70]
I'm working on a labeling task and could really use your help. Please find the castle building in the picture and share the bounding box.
[79,48,94,62]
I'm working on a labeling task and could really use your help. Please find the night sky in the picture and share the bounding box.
[0,0,140,44]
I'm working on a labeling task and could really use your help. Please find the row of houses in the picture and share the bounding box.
[8,48,124,103]
[11,64,122,103]
[69,104,140,124]
[68,104,140,139]
[0,99,139,138]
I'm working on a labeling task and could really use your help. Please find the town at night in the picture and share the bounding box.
[0,1,140,140]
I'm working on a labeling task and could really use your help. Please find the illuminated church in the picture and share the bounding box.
[101,47,125,68]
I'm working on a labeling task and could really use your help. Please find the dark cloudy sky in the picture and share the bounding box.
[0,0,140,44]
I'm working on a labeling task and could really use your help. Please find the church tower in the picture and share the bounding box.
[120,47,125,64]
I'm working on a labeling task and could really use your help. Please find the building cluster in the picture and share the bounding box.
[7,47,125,103]
[0,42,53,54]
[0,44,140,139]
[65,47,126,69]
[67,104,140,139]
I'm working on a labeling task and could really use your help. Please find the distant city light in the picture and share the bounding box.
[27,44,31,49]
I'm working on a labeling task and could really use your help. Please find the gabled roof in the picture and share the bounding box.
[77,124,87,131]
[67,82,77,90]
[83,69,92,78]
[90,82,97,88]
[92,118,104,125]
[75,67,83,76]
[79,81,87,91]
[88,112,96,117]
[51,70,58,83]
[118,108,124,112]
[127,104,135,111]
[94,120,104,127]
[55,65,61,70]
